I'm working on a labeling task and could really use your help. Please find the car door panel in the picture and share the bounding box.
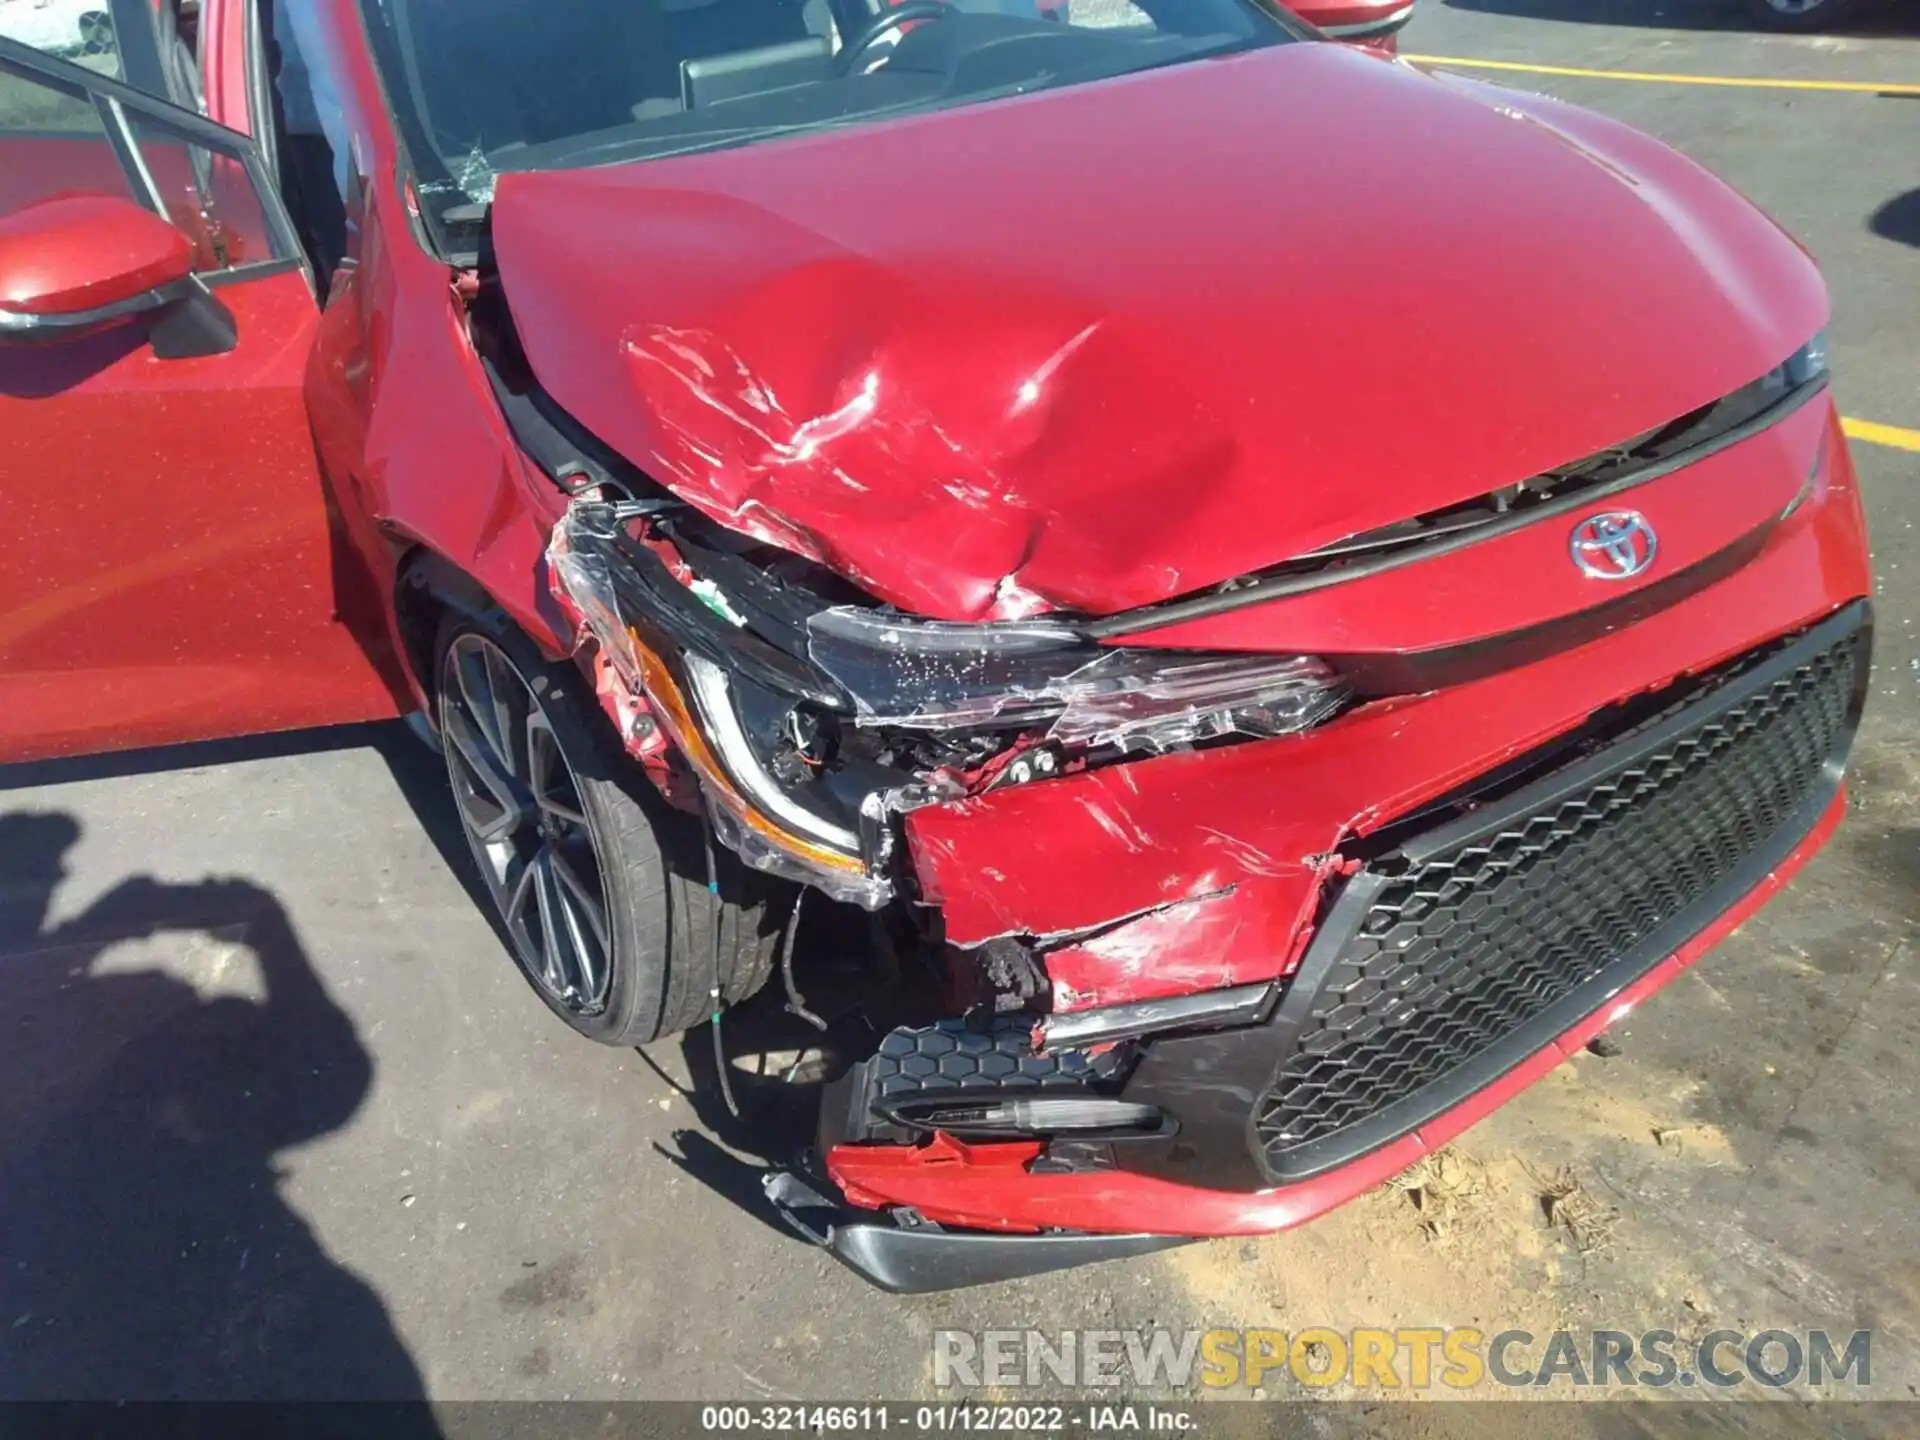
[0,273,405,760]
[0,32,403,764]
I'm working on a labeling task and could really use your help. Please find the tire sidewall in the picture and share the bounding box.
[1744,0,1855,30]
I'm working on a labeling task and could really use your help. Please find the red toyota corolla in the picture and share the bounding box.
[0,0,1871,1291]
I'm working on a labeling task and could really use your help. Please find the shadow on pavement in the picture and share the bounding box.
[0,809,435,1410]
[0,724,391,793]
[1870,188,1920,250]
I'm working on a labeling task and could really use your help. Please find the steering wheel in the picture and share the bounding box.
[838,2,959,73]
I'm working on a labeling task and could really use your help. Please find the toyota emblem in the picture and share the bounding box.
[1569,510,1658,581]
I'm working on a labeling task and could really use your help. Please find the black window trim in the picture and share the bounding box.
[107,0,175,100]
[243,0,283,192]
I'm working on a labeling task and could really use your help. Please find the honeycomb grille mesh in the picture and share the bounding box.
[870,1021,1093,1099]
[1253,629,1863,1168]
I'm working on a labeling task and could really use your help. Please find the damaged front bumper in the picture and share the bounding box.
[807,602,1863,1278]
[764,733,1844,1298]
[540,389,1871,1282]
[763,1171,1192,1295]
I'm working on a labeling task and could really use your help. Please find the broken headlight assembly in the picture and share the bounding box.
[549,503,1350,907]
[805,607,1349,753]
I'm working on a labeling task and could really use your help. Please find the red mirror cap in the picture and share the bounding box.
[0,193,195,318]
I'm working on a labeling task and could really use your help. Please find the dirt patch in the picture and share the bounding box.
[1165,1051,1756,1401]
[1503,1060,1737,1165]
[1169,1150,1557,1401]
[1521,1160,1619,1256]
[1381,1148,1496,1247]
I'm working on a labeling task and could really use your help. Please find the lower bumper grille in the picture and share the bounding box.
[1252,608,1866,1179]
[1114,603,1868,1191]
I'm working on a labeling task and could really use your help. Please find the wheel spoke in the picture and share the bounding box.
[529,721,589,827]
[454,644,505,755]
[548,841,607,943]
[504,850,539,929]
[444,710,525,841]
[482,645,530,787]
[538,794,589,827]
[552,883,601,1002]
[530,851,571,997]
[501,849,557,994]
[447,638,534,837]
[548,840,609,1003]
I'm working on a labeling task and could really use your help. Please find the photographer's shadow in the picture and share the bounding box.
[0,810,429,1404]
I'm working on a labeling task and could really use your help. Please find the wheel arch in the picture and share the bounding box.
[393,547,522,714]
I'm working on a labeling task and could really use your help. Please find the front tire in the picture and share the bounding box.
[434,608,787,1045]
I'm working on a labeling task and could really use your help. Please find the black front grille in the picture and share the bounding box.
[1245,608,1867,1182]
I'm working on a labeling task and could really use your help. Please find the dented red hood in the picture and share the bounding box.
[491,43,1826,622]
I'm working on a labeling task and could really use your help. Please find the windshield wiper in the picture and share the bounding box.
[440,200,490,228]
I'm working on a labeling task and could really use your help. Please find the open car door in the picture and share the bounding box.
[0,22,403,764]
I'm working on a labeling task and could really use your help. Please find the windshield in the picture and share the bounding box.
[358,0,1297,245]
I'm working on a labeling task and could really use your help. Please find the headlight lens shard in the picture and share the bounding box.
[806,607,1347,754]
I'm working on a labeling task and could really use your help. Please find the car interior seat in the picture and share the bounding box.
[396,0,681,159]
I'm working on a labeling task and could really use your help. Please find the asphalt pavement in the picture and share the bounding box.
[0,2,1916,1423]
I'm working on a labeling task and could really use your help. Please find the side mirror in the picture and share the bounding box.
[1290,1,1413,56]
[0,194,235,358]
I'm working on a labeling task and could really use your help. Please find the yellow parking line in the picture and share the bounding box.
[1843,418,1920,453]
[1404,54,1920,97]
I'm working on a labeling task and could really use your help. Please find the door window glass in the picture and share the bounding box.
[0,36,293,273]
[0,57,112,131]
[125,106,276,269]
[0,61,136,209]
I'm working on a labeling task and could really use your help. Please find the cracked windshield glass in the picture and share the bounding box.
[357,0,1289,235]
